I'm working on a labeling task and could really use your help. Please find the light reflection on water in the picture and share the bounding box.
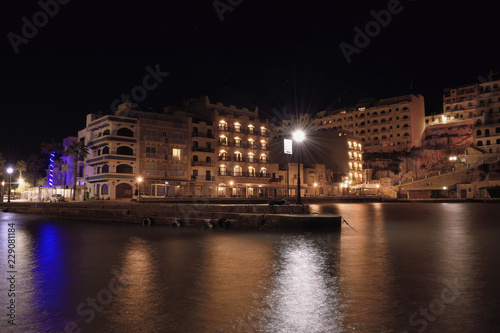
[259,235,342,333]
[1,203,500,333]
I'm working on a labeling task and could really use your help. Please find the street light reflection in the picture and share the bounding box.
[261,237,342,332]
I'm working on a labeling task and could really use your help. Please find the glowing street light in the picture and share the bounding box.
[293,130,306,205]
[6,167,13,203]
[137,177,143,200]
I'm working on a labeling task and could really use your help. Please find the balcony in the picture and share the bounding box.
[233,157,246,162]
[192,147,215,153]
[218,156,231,161]
[233,142,246,148]
[166,171,185,177]
[192,132,215,139]
[143,153,165,159]
[167,138,188,145]
[217,171,271,178]
[247,129,259,135]
[248,144,260,149]
[260,131,270,137]
[191,161,216,167]
[143,135,164,142]
[167,156,187,162]
[269,178,281,182]
[218,140,230,146]
[144,170,165,177]
[218,125,230,132]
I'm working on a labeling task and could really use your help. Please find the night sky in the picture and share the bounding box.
[1,0,499,162]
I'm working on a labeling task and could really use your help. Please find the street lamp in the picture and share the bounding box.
[7,167,13,203]
[137,177,143,200]
[293,130,305,205]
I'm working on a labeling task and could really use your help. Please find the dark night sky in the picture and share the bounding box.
[1,0,500,162]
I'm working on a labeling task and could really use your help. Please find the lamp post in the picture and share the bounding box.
[137,177,143,200]
[293,130,305,205]
[7,167,13,203]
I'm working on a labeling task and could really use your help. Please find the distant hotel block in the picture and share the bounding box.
[275,94,426,154]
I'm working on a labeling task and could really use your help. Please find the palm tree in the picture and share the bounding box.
[27,153,44,187]
[65,141,89,201]
[15,160,27,179]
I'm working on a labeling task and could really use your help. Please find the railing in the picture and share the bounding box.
[218,141,229,146]
[144,153,165,159]
[217,171,271,178]
[144,170,165,176]
[167,156,187,161]
[218,125,230,131]
[191,161,215,167]
[233,157,245,162]
[192,132,215,138]
[144,135,164,142]
[218,156,231,161]
[233,142,245,148]
[269,178,281,182]
[167,138,188,145]
[192,147,215,153]
[247,129,259,135]
[248,144,259,149]
[166,171,185,177]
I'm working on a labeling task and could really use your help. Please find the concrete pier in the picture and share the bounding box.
[0,202,342,231]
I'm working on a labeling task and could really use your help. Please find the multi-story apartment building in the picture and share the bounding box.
[310,94,426,153]
[80,103,190,199]
[184,97,275,198]
[426,76,500,154]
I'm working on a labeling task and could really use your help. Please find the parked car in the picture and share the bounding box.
[50,194,65,202]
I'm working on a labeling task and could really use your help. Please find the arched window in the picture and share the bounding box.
[487,140,491,145]
[402,115,409,119]
[476,119,482,126]
[496,127,500,134]
[102,146,109,154]
[102,184,108,195]
[476,130,482,136]
[477,141,483,146]
[234,166,242,176]
[102,165,109,173]
[96,166,101,174]
[193,155,198,162]
[116,164,133,173]
[485,129,490,137]
[382,135,387,140]
[381,119,387,123]
[103,129,110,136]
[206,156,211,162]
[403,124,409,127]
[117,127,134,137]
[403,133,410,137]
[117,146,133,155]
[248,167,255,176]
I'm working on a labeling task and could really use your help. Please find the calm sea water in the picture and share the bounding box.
[1,203,500,333]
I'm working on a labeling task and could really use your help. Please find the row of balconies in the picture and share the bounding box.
[143,170,186,177]
[217,156,268,163]
[192,132,215,138]
[143,136,188,145]
[217,126,269,136]
[218,171,271,178]
[217,141,269,150]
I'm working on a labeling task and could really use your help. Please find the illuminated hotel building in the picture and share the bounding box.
[347,139,364,183]
[273,95,425,154]
[426,77,500,154]
[311,94,426,153]
[184,96,275,198]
